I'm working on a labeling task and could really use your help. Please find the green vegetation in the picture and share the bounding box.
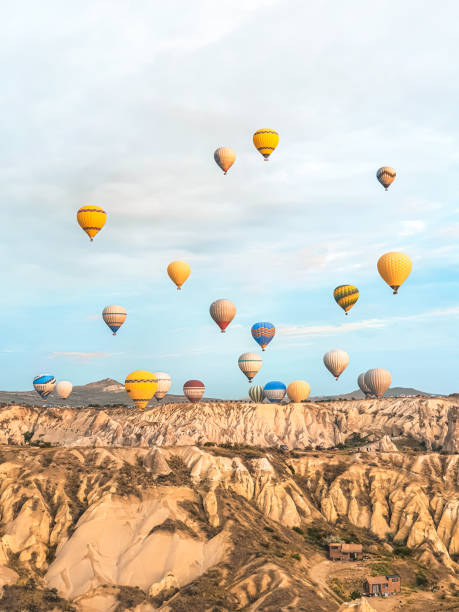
[350,590,361,600]
[371,561,392,576]
[393,541,412,558]
[336,432,371,450]
[0,580,76,611]
[291,552,301,561]
[115,586,146,612]
[416,569,429,587]
[292,526,304,535]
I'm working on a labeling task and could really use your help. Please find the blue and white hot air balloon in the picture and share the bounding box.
[263,381,286,403]
[251,322,275,351]
[33,375,56,399]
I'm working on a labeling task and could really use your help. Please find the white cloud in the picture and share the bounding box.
[399,220,426,236]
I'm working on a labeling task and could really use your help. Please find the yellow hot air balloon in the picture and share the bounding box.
[377,252,412,295]
[167,261,191,290]
[214,147,236,175]
[333,285,359,315]
[253,128,279,160]
[376,166,396,191]
[287,380,311,403]
[124,370,157,410]
[76,205,107,241]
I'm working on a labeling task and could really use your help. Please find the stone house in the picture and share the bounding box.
[363,574,401,596]
[328,543,363,561]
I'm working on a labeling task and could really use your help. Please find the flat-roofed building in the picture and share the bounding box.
[363,574,401,596]
[328,543,363,561]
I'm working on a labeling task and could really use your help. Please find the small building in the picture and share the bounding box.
[328,543,363,561]
[363,574,401,596]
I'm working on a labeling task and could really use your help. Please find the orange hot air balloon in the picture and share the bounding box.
[77,205,106,241]
[167,261,191,290]
[287,380,311,403]
[214,147,236,174]
[376,166,396,190]
[209,299,236,333]
[377,252,412,294]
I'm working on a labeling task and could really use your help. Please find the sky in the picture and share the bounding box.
[2,0,459,398]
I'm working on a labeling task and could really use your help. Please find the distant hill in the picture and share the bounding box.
[311,387,437,401]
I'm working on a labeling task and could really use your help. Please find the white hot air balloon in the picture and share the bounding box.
[249,385,264,403]
[102,305,127,335]
[364,368,392,398]
[56,381,73,400]
[357,373,371,397]
[238,352,262,383]
[153,372,171,400]
[323,350,349,380]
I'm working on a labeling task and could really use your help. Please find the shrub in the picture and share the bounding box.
[416,570,428,587]
[350,590,361,600]
[291,553,301,561]
[292,526,303,535]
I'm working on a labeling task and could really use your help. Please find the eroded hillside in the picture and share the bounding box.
[0,445,456,611]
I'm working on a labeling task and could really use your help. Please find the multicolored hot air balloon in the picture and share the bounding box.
[238,352,262,383]
[209,299,236,333]
[56,380,72,400]
[376,166,396,191]
[263,381,286,403]
[323,350,349,380]
[77,205,106,241]
[287,380,311,403]
[153,372,171,401]
[251,322,275,351]
[249,385,264,403]
[167,261,191,290]
[253,129,279,160]
[102,305,127,335]
[377,252,412,294]
[124,370,157,410]
[183,380,205,403]
[214,147,236,175]
[333,285,359,315]
[364,368,392,398]
[33,375,56,399]
[357,373,372,398]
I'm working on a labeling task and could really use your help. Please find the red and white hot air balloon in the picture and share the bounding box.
[209,299,236,333]
[183,380,205,403]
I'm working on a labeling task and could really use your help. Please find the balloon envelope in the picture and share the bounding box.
[102,305,127,335]
[183,380,205,403]
[357,373,371,396]
[238,353,262,382]
[209,299,236,333]
[364,368,392,398]
[263,381,286,403]
[167,261,191,290]
[253,129,279,160]
[376,166,396,190]
[153,372,171,400]
[251,322,275,351]
[124,370,157,410]
[323,350,349,380]
[249,385,264,403]
[377,252,412,294]
[214,147,236,174]
[56,381,72,399]
[333,285,359,315]
[287,380,311,403]
[33,375,56,399]
[77,205,106,241]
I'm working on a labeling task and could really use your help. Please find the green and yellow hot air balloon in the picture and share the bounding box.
[333,285,359,315]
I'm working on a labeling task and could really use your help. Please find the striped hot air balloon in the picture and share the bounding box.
[56,381,72,400]
[376,166,396,190]
[253,129,279,160]
[249,385,264,403]
[377,252,412,295]
[167,261,191,290]
[102,305,127,335]
[77,205,106,241]
[323,350,349,380]
[287,380,311,403]
[238,353,262,383]
[357,373,372,397]
[251,322,275,351]
[263,381,286,403]
[183,380,205,403]
[333,285,359,315]
[33,375,56,399]
[124,370,157,410]
[209,299,236,333]
[214,147,236,174]
[364,368,392,398]
[153,372,171,400]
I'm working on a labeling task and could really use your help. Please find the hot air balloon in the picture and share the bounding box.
[124,370,157,410]
[77,205,106,241]
[183,380,205,403]
[323,350,349,380]
[33,375,56,399]
[264,381,286,403]
[238,353,262,383]
[249,385,264,403]
[377,252,412,294]
[333,285,359,315]
[153,372,171,400]
[209,299,236,333]
[167,261,191,290]
[56,381,73,399]
[253,129,279,160]
[251,322,275,351]
[376,166,396,191]
[357,373,372,398]
[287,380,311,403]
[214,147,236,175]
[102,305,127,335]
[364,368,392,398]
